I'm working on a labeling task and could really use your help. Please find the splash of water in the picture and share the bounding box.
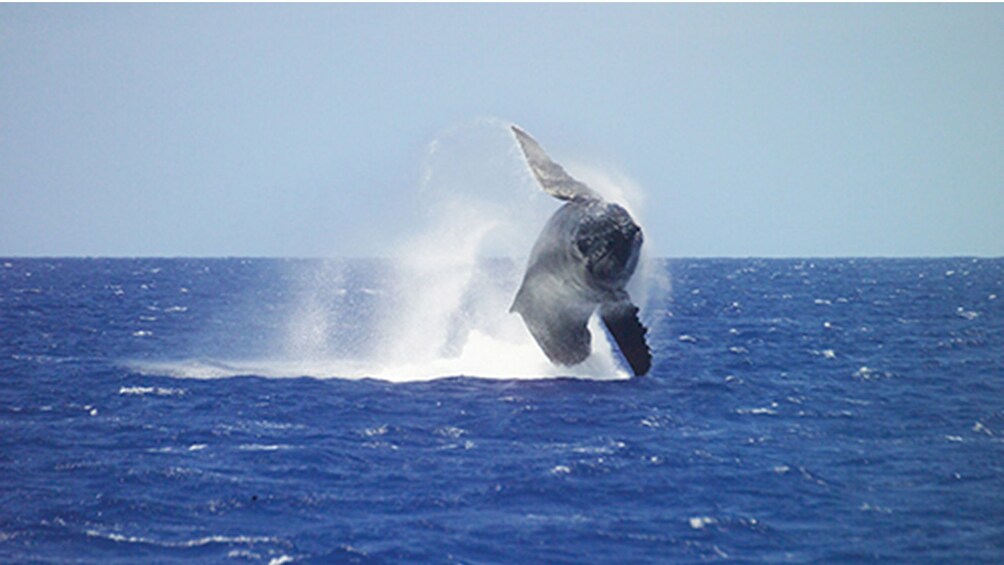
[145,119,663,382]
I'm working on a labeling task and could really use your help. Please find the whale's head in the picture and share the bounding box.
[574,201,643,289]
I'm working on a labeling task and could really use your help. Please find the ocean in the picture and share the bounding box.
[1,257,1002,563]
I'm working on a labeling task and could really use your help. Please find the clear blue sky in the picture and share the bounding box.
[2,4,1002,257]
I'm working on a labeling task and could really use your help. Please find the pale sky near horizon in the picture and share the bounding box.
[2,3,1002,258]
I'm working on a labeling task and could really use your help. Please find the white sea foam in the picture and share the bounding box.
[736,405,779,416]
[810,349,837,359]
[85,529,280,548]
[119,386,185,396]
[853,366,891,380]
[238,444,291,451]
[689,516,717,529]
[956,307,979,320]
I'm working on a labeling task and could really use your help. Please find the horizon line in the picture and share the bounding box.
[3,255,1002,261]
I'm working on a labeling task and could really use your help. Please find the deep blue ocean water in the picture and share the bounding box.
[2,257,1002,563]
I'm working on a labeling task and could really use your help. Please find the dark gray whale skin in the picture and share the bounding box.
[510,127,651,376]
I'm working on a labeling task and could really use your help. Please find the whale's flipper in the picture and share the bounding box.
[510,276,593,367]
[512,126,600,202]
[600,301,652,376]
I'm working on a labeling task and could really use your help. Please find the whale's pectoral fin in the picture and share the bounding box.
[511,126,600,202]
[511,282,592,367]
[600,301,652,376]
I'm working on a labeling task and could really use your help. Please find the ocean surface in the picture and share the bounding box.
[2,257,1002,564]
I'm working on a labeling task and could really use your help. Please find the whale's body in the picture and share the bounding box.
[510,127,651,376]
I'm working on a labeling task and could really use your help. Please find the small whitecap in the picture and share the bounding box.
[119,386,185,396]
[945,435,964,443]
[86,530,137,543]
[773,465,791,474]
[434,426,466,438]
[133,330,153,337]
[183,534,280,548]
[972,422,993,436]
[188,444,208,451]
[860,503,892,514]
[853,366,892,380]
[678,334,698,343]
[813,298,832,305]
[956,307,979,320]
[362,441,399,451]
[550,465,571,475]
[728,346,748,354]
[363,425,388,437]
[238,444,290,451]
[736,405,778,416]
[254,420,303,431]
[689,516,717,529]
[811,349,837,359]
[639,416,661,428]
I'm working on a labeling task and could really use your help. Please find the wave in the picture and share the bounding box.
[84,529,284,549]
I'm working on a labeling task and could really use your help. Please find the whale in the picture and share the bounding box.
[509,126,651,376]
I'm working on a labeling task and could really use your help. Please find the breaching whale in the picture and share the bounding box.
[509,126,652,376]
